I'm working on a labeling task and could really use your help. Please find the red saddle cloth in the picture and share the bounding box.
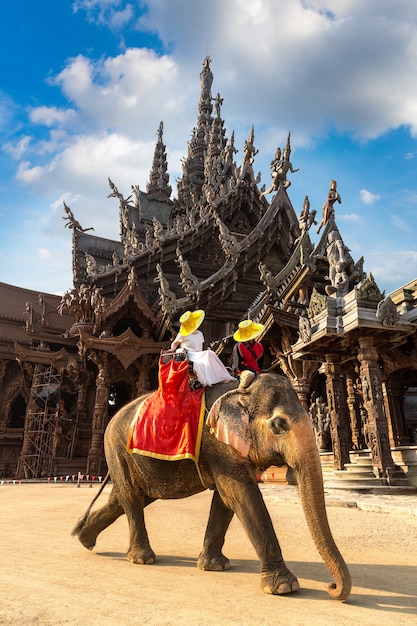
[126,357,206,462]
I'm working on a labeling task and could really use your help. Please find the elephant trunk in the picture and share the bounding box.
[292,423,351,601]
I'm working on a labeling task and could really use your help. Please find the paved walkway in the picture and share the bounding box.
[260,483,417,516]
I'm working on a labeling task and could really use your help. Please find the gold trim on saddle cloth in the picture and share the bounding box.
[126,358,206,463]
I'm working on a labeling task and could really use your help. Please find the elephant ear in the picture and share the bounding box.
[206,387,252,457]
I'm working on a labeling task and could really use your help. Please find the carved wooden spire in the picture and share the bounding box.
[176,57,215,210]
[146,121,172,202]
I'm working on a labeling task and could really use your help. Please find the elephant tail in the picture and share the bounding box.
[71,472,111,536]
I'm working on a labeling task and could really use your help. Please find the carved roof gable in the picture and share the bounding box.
[101,267,157,331]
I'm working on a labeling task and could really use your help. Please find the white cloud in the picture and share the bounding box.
[368,249,417,292]
[391,214,410,232]
[338,213,360,221]
[29,106,76,127]
[135,0,417,140]
[72,0,135,30]
[3,136,31,160]
[38,248,52,260]
[360,189,380,204]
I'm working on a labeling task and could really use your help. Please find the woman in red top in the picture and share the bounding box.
[233,319,265,376]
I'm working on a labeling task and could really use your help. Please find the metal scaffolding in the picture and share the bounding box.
[17,364,63,479]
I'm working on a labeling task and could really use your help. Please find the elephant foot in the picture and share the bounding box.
[127,546,156,565]
[75,526,98,551]
[261,568,300,595]
[197,548,231,571]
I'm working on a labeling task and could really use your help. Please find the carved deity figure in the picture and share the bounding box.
[317,179,341,234]
[376,296,400,326]
[213,92,223,118]
[223,132,238,168]
[153,217,165,247]
[325,230,350,297]
[298,196,317,234]
[298,314,312,343]
[200,55,213,97]
[309,396,331,451]
[58,284,106,328]
[260,133,299,197]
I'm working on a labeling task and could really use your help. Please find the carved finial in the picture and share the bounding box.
[153,263,178,317]
[147,123,172,201]
[239,126,258,179]
[213,211,240,260]
[258,261,278,293]
[127,266,138,290]
[355,273,385,302]
[175,246,201,296]
[62,201,94,233]
[283,131,291,159]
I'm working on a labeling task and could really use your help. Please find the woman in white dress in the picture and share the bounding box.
[171,310,235,387]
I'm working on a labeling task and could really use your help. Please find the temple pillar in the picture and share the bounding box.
[87,352,109,476]
[135,355,154,396]
[344,369,363,451]
[289,378,312,410]
[383,376,409,447]
[324,355,351,470]
[273,328,319,410]
[268,329,319,485]
[357,337,394,478]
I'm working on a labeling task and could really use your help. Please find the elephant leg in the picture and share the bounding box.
[114,485,156,565]
[197,490,234,571]
[217,479,300,595]
[73,485,125,550]
[73,486,156,556]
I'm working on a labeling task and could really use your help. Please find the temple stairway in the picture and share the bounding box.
[322,451,417,494]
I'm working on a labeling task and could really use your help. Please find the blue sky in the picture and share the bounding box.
[1,0,417,295]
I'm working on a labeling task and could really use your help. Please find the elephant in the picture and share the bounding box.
[72,371,351,600]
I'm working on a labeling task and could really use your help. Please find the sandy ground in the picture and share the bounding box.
[0,482,416,626]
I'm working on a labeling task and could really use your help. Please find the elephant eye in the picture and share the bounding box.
[271,417,289,435]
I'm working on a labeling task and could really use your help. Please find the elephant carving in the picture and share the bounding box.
[72,372,351,600]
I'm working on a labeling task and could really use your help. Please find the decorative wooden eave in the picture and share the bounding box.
[259,306,300,336]
[247,229,313,322]
[101,267,158,331]
[291,289,416,363]
[14,344,79,370]
[78,327,169,370]
[190,187,292,298]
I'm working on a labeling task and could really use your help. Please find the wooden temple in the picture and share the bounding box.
[1,57,416,486]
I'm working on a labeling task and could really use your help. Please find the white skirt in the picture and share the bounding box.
[187,349,235,387]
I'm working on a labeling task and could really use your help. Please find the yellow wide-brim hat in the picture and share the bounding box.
[233,319,265,342]
[179,310,205,336]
